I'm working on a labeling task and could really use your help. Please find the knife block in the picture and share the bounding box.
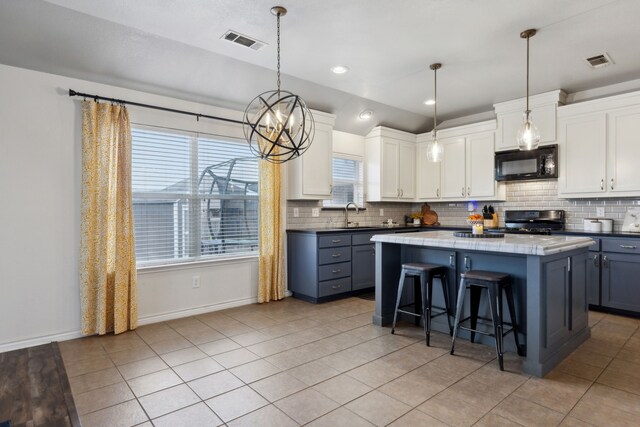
[484,213,499,229]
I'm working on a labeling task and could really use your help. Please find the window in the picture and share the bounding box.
[131,126,259,266]
[322,155,364,207]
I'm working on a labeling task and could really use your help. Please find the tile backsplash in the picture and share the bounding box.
[421,180,640,232]
[286,181,640,232]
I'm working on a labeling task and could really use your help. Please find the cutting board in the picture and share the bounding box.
[421,203,438,226]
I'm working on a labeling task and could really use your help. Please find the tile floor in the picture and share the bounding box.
[59,297,640,426]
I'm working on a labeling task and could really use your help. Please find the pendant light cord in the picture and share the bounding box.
[433,66,437,134]
[525,34,530,115]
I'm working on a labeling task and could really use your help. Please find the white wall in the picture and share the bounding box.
[0,64,259,352]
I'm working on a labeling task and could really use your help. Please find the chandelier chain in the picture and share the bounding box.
[276,11,281,95]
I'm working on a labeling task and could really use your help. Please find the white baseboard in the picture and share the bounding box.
[138,296,258,326]
[0,330,84,353]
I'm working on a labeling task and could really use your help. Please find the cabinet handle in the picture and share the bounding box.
[331,239,341,243]
[600,179,604,191]
[464,256,471,270]
[449,254,454,267]
[593,254,599,267]
[461,187,465,196]
[467,186,470,197]
[400,189,404,197]
[611,178,614,190]
[397,189,400,197]
[620,245,637,249]
[330,184,333,194]
[331,284,342,289]
[331,253,342,258]
[436,188,440,197]
[603,255,608,268]
[331,269,342,274]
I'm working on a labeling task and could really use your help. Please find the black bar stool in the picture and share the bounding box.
[450,270,523,370]
[391,263,453,346]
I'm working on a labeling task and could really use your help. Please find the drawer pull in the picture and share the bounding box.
[620,245,637,249]
[331,253,342,258]
[593,254,599,266]
[331,284,342,289]
[603,255,609,268]
[331,239,341,243]
[332,269,341,274]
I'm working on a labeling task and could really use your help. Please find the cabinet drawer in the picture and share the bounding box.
[602,238,640,254]
[319,277,352,297]
[588,238,601,252]
[319,247,351,265]
[319,261,351,281]
[318,234,351,248]
[352,233,376,246]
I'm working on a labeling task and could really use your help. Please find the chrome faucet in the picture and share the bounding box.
[345,202,360,227]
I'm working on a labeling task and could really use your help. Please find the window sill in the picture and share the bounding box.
[137,254,258,274]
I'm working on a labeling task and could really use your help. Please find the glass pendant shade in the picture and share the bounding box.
[244,90,314,163]
[517,111,540,151]
[426,132,443,162]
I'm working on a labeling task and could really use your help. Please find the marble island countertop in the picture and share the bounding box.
[371,230,595,256]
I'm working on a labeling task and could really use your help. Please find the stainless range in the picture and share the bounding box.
[492,210,565,235]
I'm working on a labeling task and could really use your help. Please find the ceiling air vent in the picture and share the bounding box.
[222,31,266,50]
[585,53,613,68]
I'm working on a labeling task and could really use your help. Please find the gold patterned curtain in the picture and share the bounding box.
[257,158,285,303]
[80,101,137,335]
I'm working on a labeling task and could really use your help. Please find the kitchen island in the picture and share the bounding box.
[372,231,595,377]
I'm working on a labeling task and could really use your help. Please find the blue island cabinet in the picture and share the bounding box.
[372,231,594,377]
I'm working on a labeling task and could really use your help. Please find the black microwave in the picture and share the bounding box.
[495,144,558,181]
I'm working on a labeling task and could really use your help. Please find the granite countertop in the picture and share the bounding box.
[370,230,595,256]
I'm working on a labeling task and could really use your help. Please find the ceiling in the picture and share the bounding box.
[1,0,640,134]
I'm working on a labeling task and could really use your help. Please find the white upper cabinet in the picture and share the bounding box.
[365,127,416,202]
[416,121,505,202]
[286,111,336,200]
[494,90,566,152]
[558,91,640,198]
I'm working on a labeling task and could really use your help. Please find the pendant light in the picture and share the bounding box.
[517,29,540,151]
[243,6,314,164]
[426,63,443,162]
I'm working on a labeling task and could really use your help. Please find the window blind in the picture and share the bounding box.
[131,126,259,266]
[323,156,364,207]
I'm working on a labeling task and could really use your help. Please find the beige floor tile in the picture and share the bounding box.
[346,390,411,427]
[569,398,640,426]
[313,374,373,405]
[558,416,594,426]
[65,354,114,377]
[378,370,447,407]
[214,322,255,337]
[230,330,271,346]
[491,395,565,427]
[206,386,269,422]
[565,349,613,369]
[246,337,293,358]
[615,347,640,365]
[347,324,390,340]
[198,337,242,355]
[60,345,108,365]
[173,357,224,382]
[117,356,168,380]
[79,399,147,427]
[127,368,183,397]
[138,383,200,419]
[166,315,204,329]
[597,359,640,395]
[188,370,244,400]
[466,362,530,396]
[318,348,372,373]
[109,345,156,366]
[275,388,339,424]
[69,366,123,395]
[575,383,640,416]
[229,358,282,383]
[306,407,374,427]
[513,371,592,414]
[346,359,409,388]
[180,328,226,345]
[212,347,260,368]
[388,409,449,427]
[226,404,298,427]
[264,346,318,370]
[250,372,308,402]
[100,332,148,354]
[152,402,223,427]
[286,360,340,386]
[149,336,193,354]
[475,412,526,427]
[554,357,605,381]
[137,326,182,344]
[160,346,207,367]
[74,381,134,415]
[417,392,488,426]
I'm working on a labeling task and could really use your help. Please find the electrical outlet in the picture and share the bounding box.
[293,207,299,217]
[596,207,605,217]
[192,276,200,288]
[312,208,320,217]
[379,208,384,217]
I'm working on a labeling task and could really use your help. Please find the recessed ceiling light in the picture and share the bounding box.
[331,65,349,74]
[359,110,373,120]
[424,99,436,105]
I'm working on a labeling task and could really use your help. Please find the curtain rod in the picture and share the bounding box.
[68,89,245,125]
